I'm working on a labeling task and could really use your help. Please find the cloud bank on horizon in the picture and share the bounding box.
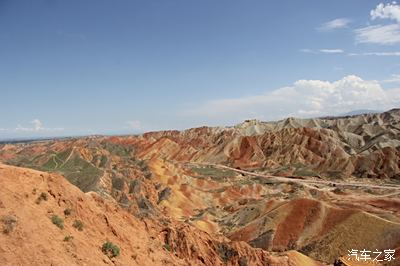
[185,75,400,124]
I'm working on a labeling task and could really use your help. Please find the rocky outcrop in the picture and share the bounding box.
[0,163,324,265]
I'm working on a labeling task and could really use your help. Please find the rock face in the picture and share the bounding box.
[135,108,400,180]
[1,109,400,265]
[0,163,324,266]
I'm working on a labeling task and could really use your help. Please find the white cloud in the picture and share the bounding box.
[14,119,63,132]
[299,48,316,54]
[184,75,399,123]
[371,2,400,23]
[318,18,351,31]
[355,24,400,45]
[301,48,344,54]
[126,120,142,130]
[31,119,43,131]
[383,74,400,83]
[319,49,344,53]
[349,51,400,56]
[355,2,400,45]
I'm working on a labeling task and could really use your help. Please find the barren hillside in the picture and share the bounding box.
[1,109,400,265]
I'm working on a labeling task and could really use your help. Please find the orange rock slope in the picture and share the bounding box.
[0,163,325,266]
[135,108,400,179]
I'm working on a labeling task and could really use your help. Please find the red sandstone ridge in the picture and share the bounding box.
[0,109,399,265]
[0,163,324,265]
[134,108,400,179]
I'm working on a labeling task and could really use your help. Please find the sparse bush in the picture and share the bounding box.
[51,215,64,229]
[64,208,73,216]
[112,177,125,191]
[129,179,141,194]
[1,215,17,234]
[102,241,120,258]
[157,187,172,204]
[217,243,238,263]
[35,192,48,204]
[365,188,374,194]
[163,243,171,252]
[40,192,48,200]
[73,219,84,231]
[63,235,74,242]
[144,171,152,179]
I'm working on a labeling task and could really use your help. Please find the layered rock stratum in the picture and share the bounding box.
[1,109,400,265]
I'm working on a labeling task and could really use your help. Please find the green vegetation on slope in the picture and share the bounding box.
[191,166,236,181]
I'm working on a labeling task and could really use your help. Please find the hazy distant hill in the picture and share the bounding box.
[341,109,381,116]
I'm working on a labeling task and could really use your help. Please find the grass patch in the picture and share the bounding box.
[101,142,133,158]
[35,192,48,204]
[163,243,172,252]
[294,169,319,177]
[99,155,108,168]
[73,220,84,231]
[191,166,235,181]
[112,177,125,191]
[59,155,103,192]
[63,235,74,242]
[102,241,120,258]
[51,215,64,229]
[1,215,17,234]
[64,208,73,216]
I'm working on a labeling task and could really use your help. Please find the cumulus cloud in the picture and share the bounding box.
[371,2,400,23]
[355,24,400,45]
[184,75,399,124]
[318,18,351,31]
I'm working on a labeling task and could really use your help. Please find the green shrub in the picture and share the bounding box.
[35,192,48,204]
[102,241,120,258]
[73,219,84,231]
[63,235,73,242]
[1,215,17,234]
[64,208,73,216]
[144,171,152,179]
[51,215,64,229]
[40,192,48,200]
[112,177,125,191]
[163,243,171,252]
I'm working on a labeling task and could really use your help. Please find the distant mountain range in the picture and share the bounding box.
[340,109,381,116]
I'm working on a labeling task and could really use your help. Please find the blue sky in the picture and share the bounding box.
[1,0,400,139]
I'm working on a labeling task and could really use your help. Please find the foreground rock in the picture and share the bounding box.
[0,163,324,265]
